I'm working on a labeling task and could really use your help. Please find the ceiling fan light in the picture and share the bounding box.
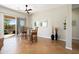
[26,5,28,7]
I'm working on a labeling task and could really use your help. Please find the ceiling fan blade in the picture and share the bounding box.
[27,11,29,14]
[27,9,32,11]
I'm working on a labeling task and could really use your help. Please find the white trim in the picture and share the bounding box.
[15,17,17,36]
[59,39,66,41]
[38,36,66,41]
[45,37,51,39]
[72,37,79,40]
[66,46,72,50]
[38,36,51,39]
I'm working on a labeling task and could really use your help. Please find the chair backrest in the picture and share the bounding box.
[31,30,37,35]
[31,27,38,35]
[21,27,27,32]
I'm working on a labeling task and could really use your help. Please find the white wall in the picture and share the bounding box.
[30,5,70,41]
[72,8,79,40]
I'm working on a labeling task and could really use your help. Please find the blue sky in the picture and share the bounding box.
[9,19,16,25]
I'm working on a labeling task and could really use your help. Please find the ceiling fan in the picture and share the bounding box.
[25,5,32,14]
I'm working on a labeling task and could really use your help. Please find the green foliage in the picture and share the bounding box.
[4,19,10,26]
[4,19,15,34]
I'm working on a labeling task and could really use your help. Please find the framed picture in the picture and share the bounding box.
[42,21,48,27]
[40,22,42,27]
[34,21,40,27]
[34,20,48,27]
[34,21,36,26]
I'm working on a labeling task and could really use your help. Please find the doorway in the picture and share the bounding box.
[72,4,79,50]
[4,15,16,38]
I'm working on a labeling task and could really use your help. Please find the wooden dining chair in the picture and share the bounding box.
[30,27,38,42]
[21,27,27,39]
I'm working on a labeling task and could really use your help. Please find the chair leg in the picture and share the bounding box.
[30,35,33,43]
[35,36,37,42]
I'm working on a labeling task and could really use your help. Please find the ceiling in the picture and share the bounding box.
[1,4,65,13]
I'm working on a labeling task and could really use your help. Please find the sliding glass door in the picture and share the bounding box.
[17,17,26,35]
[4,15,16,38]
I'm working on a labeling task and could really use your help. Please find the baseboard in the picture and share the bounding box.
[45,37,51,39]
[59,39,66,42]
[38,36,51,39]
[72,37,79,40]
[38,36,66,41]
[66,46,72,50]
